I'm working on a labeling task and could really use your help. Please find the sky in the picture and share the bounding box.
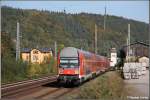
[1,1,149,23]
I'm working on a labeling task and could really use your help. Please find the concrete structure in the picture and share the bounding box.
[123,62,147,80]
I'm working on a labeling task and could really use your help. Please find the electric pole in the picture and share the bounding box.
[54,41,57,59]
[101,6,106,55]
[64,8,67,33]
[95,24,98,54]
[128,23,130,57]
[126,38,128,61]
[104,6,106,30]
[16,22,20,61]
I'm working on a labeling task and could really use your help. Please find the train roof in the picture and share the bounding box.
[60,47,79,57]
[60,47,103,58]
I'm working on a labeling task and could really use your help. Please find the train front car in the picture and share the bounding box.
[57,47,81,85]
[57,47,110,85]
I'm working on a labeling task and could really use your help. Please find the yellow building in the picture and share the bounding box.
[21,48,53,64]
[21,48,31,62]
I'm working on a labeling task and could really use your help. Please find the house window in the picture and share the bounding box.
[33,55,38,61]
[44,56,47,60]
[33,50,39,54]
[26,56,29,60]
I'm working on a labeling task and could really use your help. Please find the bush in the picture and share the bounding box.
[26,56,57,78]
[1,55,28,83]
[2,55,57,83]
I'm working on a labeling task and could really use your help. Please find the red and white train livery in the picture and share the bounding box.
[57,47,110,84]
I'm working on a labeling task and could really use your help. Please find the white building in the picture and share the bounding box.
[139,56,149,68]
[110,48,117,67]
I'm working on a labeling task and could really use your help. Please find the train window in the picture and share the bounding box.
[60,60,69,63]
[59,59,79,68]
[70,60,78,63]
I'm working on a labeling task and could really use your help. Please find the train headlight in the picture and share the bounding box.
[75,70,79,74]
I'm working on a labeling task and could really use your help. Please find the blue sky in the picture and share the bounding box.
[1,1,149,23]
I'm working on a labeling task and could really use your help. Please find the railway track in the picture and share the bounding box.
[2,74,54,86]
[22,83,77,100]
[1,72,110,99]
[1,75,57,98]
[2,80,79,100]
[33,82,78,100]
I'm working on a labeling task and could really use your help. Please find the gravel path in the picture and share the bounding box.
[124,69,149,99]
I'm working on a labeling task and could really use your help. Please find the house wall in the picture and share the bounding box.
[41,52,51,63]
[22,53,30,62]
[30,49,42,64]
[22,49,52,64]
[30,49,52,64]
[139,57,149,68]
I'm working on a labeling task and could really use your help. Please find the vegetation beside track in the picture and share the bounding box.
[69,71,127,100]
[2,55,57,84]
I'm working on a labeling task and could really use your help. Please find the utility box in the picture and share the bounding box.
[110,48,117,67]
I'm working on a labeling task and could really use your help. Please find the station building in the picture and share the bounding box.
[122,41,149,68]
[122,41,149,58]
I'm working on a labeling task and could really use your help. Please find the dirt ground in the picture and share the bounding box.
[124,69,149,99]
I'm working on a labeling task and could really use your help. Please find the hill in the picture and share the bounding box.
[1,6,149,56]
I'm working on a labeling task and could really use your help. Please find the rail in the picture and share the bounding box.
[1,75,57,98]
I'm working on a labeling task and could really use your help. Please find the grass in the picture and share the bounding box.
[69,71,127,100]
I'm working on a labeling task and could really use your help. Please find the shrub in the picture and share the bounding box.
[1,55,28,83]
[26,56,57,78]
[2,55,57,83]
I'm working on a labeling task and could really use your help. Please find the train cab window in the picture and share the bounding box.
[70,60,78,63]
[60,58,79,68]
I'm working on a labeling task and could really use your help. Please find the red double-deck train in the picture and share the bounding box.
[57,47,110,85]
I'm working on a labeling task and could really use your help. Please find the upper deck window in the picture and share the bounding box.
[59,58,79,68]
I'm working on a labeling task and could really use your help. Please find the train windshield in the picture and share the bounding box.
[59,58,79,68]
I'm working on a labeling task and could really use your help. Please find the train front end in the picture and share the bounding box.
[57,47,80,85]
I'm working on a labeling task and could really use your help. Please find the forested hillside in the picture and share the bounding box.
[2,6,149,55]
